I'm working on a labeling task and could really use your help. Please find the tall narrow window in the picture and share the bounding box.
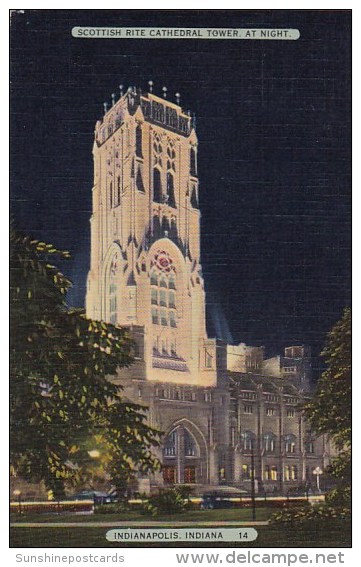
[169,311,176,328]
[166,172,176,208]
[153,168,162,203]
[109,181,113,208]
[117,175,121,205]
[135,124,143,158]
[152,308,158,325]
[169,273,176,290]
[190,147,197,177]
[136,168,145,192]
[169,290,176,308]
[271,466,278,481]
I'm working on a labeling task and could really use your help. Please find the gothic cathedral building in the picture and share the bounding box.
[86,86,332,494]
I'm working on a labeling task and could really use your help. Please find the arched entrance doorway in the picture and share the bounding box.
[162,422,207,485]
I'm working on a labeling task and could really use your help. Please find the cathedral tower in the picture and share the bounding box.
[86,86,225,388]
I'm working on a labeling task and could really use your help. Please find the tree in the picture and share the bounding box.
[10,228,161,497]
[303,308,351,500]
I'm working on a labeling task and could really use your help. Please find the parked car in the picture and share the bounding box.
[201,488,247,510]
[68,490,116,504]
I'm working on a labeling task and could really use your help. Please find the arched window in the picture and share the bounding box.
[190,146,197,177]
[264,465,270,480]
[153,168,162,203]
[241,431,255,451]
[284,434,297,453]
[263,432,276,452]
[150,271,158,285]
[271,466,278,481]
[150,253,177,331]
[184,430,197,457]
[166,172,176,208]
[135,124,143,158]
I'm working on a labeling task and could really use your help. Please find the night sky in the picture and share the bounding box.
[10,10,351,376]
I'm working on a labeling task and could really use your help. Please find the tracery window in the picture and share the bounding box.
[150,251,177,329]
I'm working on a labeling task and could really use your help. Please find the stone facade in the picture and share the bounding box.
[85,86,332,494]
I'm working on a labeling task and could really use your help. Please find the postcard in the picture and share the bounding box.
[9,8,351,557]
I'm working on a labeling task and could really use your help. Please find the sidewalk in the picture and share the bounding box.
[11,520,269,528]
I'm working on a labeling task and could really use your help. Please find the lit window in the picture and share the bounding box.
[271,466,278,481]
[244,405,253,414]
[264,465,270,480]
[266,408,275,416]
[287,409,295,418]
[242,464,255,480]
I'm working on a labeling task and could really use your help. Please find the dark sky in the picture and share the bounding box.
[10,9,351,373]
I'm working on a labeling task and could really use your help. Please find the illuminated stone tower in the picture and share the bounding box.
[86,86,226,389]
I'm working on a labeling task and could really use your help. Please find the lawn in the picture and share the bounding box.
[10,520,351,548]
[10,507,271,524]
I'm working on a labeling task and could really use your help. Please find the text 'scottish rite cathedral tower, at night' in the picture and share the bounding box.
[86,86,331,491]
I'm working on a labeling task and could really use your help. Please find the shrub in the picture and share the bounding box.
[140,487,190,517]
[325,486,351,508]
[270,504,351,526]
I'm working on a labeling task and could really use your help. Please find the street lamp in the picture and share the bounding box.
[13,489,22,515]
[312,466,323,493]
[250,446,256,521]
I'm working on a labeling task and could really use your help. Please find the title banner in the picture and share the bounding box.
[71,27,300,40]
